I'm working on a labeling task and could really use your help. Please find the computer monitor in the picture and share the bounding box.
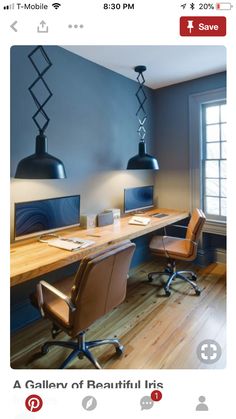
[124,186,154,213]
[14,195,80,239]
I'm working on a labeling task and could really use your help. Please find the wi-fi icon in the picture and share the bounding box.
[52,2,61,9]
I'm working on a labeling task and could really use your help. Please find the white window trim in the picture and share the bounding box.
[189,87,226,236]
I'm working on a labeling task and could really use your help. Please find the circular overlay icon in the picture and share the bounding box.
[197,339,222,364]
[25,395,43,412]
[151,390,163,402]
[82,396,97,411]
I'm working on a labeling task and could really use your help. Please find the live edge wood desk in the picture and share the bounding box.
[10,208,189,287]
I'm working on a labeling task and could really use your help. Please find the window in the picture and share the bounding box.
[189,87,226,235]
[202,101,227,221]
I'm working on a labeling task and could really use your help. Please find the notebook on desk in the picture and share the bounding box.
[46,237,95,251]
[128,216,150,226]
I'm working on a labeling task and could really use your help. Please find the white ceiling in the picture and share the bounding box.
[62,45,226,89]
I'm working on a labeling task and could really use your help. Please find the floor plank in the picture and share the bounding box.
[11,259,226,369]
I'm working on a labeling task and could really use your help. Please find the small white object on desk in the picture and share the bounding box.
[44,237,95,251]
[128,216,151,226]
[80,214,97,229]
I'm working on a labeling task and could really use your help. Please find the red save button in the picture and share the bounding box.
[180,16,226,36]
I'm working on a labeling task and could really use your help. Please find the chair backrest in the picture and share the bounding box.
[185,208,206,243]
[70,241,135,335]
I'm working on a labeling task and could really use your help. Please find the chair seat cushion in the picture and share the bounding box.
[42,276,74,330]
[149,235,193,259]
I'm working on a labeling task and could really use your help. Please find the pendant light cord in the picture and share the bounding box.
[28,46,53,135]
[135,66,147,141]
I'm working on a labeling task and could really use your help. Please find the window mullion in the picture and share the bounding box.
[201,100,226,221]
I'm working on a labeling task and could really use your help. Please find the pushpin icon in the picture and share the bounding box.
[187,20,194,33]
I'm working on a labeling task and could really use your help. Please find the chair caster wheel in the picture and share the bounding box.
[78,353,84,359]
[191,274,197,281]
[148,274,153,282]
[164,289,171,297]
[195,288,201,296]
[116,346,124,356]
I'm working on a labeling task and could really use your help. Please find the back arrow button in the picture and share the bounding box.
[10,21,18,32]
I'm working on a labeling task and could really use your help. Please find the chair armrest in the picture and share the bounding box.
[183,238,198,247]
[161,235,169,258]
[37,280,76,316]
[171,225,198,243]
[172,224,188,229]
[164,224,194,237]
[160,236,197,259]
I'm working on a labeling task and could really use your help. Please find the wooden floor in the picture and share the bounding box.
[11,259,226,369]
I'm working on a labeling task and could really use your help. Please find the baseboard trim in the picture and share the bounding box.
[196,247,226,266]
[214,248,226,264]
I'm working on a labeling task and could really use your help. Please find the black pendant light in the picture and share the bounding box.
[15,46,66,179]
[127,65,159,170]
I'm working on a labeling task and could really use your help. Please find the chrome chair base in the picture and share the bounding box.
[148,262,201,297]
[41,331,124,369]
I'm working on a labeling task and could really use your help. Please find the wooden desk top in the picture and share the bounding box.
[10,208,188,287]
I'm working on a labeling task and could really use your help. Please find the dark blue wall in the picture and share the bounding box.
[11,46,155,177]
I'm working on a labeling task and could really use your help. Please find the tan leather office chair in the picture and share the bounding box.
[148,209,206,296]
[35,240,135,369]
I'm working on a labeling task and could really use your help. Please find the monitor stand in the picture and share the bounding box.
[131,210,146,215]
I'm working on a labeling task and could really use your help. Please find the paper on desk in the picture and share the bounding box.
[47,238,95,251]
[128,216,150,226]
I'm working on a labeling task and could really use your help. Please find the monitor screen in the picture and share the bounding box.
[15,195,80,238]
[124,186,154,213]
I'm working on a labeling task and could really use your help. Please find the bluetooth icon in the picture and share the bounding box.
[190,2,195,9]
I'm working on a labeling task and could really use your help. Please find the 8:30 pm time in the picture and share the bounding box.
[103,3,135,10]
